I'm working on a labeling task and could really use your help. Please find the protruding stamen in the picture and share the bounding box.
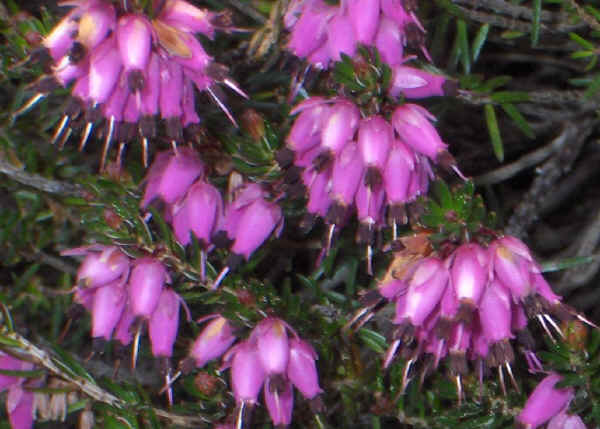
[79,122,93,151]
[498,365,507,396]
[401,358,414,393]
[236,401,245,429]
[543,314,565,339]
[451,164,468,181]
[392,221,397,241]
[212,266,230,290]
[165,370,173,407]
[575,313,600,329]
[505,361,520,393]
[116,142,126,172]
[223,78,249,99]
[51,115,70,145]
[142,137,149,168]
[344,307,371,332]
[354,311,375,332]
[170,140,178,155]
[100,116,115,171]
[207,86,238,127]
[159,370,182,395]
[383,339,401,369]
[536,314,556,343]
[326,224,335,256]
[455,375,463,405]
[12,93,46,122]
[366,244,373,276]
[131,324,142,370]
[58,128,72,150]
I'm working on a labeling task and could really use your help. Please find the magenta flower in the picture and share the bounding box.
[171,180,223,247]
[517,373,574,429]
[230,340,267,405]
[449,243,488,310]
[489,236,537,300]
[128,258,168,319]
[148,289,181,358]
[141,148,205,207]
[547,410,586,429]
[264,379,294,427]
[189,315,236,368]
[287,338,322,399]
[6,386,35,429]
[253,318,291,376]
[392,104,448,160]
[91,280,127,341]
[62,245,130,288]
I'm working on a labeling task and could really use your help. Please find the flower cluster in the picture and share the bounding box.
[284,0,429,69]
[24,0,242,168]
[62,245,184,364]
[517,372,585,429]
[356,235,585,396]
[220,318,322,427]
[281,96,454,272]
[1,353,35,429]
[142,149,283,286]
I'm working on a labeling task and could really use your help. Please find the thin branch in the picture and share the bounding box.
[0,158,84,197]
[0,329,211,427]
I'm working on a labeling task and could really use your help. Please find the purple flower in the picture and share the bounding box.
[6,386,34,429]
[171,180,223,246]
[91,280,126,341]
[287,338,322,399]
[449,243,488,308]
[517,373,574,429]
[489,236,537,300]
[547,410,586,429]
[230,340,267,404]
[148,288,181,358]
[141,148,205,207]
[128,257,168,319]
[392,104,448,160]
[347,0,380,45]
[357,116,393,171]
[389,65,448,99]
[253,318,291,376]
[478,280,513,344]
[158,0,216,37]
[62,245,130,288]
[189,315,236,368]
[264,379,294,427]
[326,13,356,62]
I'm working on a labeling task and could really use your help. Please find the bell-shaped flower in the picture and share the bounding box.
[88,36,122,104]
[141,148,205,207]
[114,304,136,346]
[347,0,380,44]
[287,338,322,399]
[42,12,79,61]
[375,17,403,66]
[159,0,215,37]
[392,104,447,160]
[77,3,116,51]
[383,140,414,205]
[358,116,393,171]
[489,236,537,300]
[326,13,356,62]
[230,198,283,260]
[394,257,449,327]
[320,100,359,156]
[287,0,333,58]
[450,243,488,307]
[253,318,291,376]
[128,258,168,318]
[63,245,130,288]
[264,379,294,427]
[517,373,574,429]
[190,315,236,368]
[148,288,181,358]
[117,14,152,90]
[479,280,513,344]
[171,180,223,247]
[230,341,267,404]
[330,143,364,207]
[389,65,447,99]
[91,280,126,341]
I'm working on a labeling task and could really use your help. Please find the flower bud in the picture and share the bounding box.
[389,65,447,99]
[230,199,283,260]
[70,246,129,288]
[287,2,332,58]
[159,0,215,37]
[77,3,116,50]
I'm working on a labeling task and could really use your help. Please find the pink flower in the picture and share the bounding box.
[547,410,586,429]
[264,379,294,427]
[62,245,129,288]
[392,104,448,160]
[148,289,181,358]
[189,315,236,368]
[128,258,168,319]
[253,318,291,376]
[230,341,267,404]
[287,338,322,399]
[91,280,127,341]
[517,373,574,429]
